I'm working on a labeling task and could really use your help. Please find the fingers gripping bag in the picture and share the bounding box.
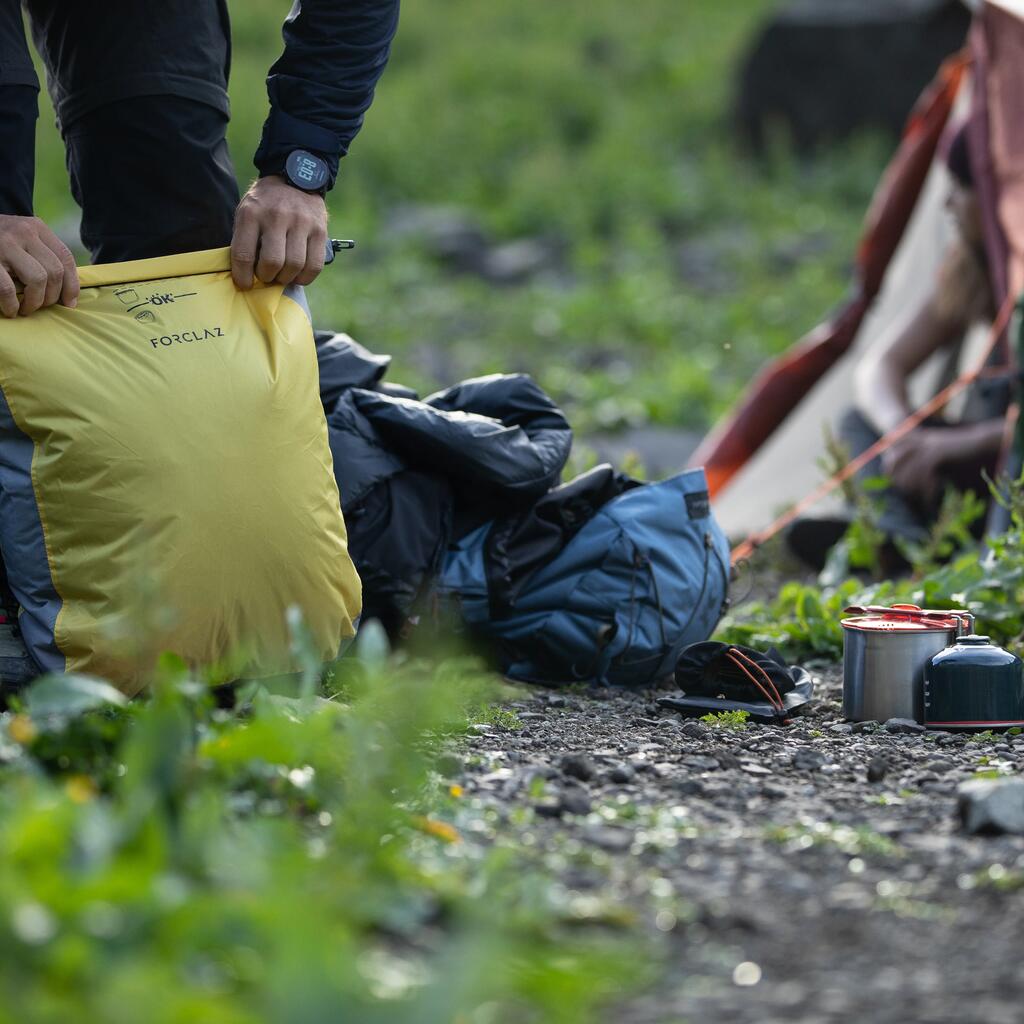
[0,247,360,693]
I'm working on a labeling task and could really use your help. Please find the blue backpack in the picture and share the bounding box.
[437,467,731,688]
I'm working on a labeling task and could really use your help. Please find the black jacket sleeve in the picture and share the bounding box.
[0,87,38,216]
[0,0,40,216]
[253,0,400,191]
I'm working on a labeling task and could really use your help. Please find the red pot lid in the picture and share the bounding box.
[841,603,966,633]
[841,615,958,633]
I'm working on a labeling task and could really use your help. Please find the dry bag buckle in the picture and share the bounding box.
[324,239,356,265]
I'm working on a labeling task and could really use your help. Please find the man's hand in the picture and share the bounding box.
[881,428,949,503]
[230,176,327,290]
[0,216,79,318]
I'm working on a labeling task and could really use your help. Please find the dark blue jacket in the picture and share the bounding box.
[255,0,401,190]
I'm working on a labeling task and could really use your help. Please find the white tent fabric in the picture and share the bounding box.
[975,0,1024,15]
[713,87,988,537]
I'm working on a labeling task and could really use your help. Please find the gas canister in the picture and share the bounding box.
[924,636,1024,731]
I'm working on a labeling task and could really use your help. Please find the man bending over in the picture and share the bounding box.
[0,0,399,314]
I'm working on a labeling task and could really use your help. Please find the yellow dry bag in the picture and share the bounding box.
[0,247,360,692]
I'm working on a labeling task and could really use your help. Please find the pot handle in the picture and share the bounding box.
[946,611,975,636]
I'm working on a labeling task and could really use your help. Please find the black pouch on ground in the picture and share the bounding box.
[658,641,813,724]
[315,330,573,636]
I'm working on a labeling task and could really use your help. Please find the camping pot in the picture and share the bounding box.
[924,635,1024,731]
[841,604,973,723]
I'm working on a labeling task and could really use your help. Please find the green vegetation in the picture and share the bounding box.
[765,822,902,860]
[30,0,885,435]
[474,705,524,732]
[720,469,1024,658]
[0,642,647,1022]
[699,709,750,731]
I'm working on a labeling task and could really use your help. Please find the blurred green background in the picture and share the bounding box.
[30,0,886,438]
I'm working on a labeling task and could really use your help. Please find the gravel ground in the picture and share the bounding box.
[454,668,1024,1023]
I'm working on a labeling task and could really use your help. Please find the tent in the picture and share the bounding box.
[693,0,1024,543]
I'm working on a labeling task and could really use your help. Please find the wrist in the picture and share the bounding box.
[254,109,341,193]
[954,419,1005,459]
[259,150,330,197]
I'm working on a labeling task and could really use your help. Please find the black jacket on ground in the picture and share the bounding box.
[315,332,574,634]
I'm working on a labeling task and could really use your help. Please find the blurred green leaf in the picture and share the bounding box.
[25,674,128,719]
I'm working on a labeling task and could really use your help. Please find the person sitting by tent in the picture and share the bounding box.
[789,123,1007,567]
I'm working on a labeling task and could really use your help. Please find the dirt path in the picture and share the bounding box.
[455,670,1024,1023]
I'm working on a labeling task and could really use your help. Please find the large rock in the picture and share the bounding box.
[735,0,971,153]
[958,778,1024,836]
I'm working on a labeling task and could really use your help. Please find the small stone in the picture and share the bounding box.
[561,753,596,782]
[683,755,719,772]
[382,204,488,268]
[533,800,563,819]
[851,721,879,733]
[792,748,828,771]
[481,237,564,285]
[680,721,710,740]
[583,825,633,853]
[958,778,1024,835]
[607,764,635,784]
[925,759,955,774]
[715,751,742,771]
[867,755,889,783]
[560,787,592,816]
[884,718,925,735]
[546,695,567,709]
[674,778,705,796]
[829,723,853,735]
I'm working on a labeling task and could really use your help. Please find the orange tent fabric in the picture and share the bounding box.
[970,1,1024,302]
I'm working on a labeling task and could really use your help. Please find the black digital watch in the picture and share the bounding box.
[283,149,330,195]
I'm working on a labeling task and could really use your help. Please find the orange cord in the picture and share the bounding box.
[724,647,786,714]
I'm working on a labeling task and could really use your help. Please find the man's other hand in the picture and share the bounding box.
[882,429,947,504]
[0,216,79,318]
[231,176,327,290]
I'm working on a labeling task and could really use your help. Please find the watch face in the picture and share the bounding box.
[286,149,329,192]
